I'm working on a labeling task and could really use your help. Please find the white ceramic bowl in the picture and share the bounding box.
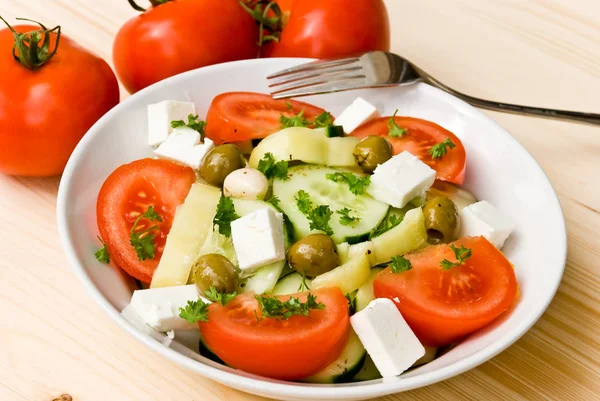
[57,58,566,401]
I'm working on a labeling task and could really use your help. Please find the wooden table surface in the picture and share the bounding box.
[2,0,599,400]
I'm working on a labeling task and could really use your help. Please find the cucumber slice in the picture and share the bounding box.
[151,183,222,288]
[339,241,376,265]
[303,329,366,383]
[371,208,427,264]
[324,125,345,138]
[272,272,312,295]
[427,181,476,211]
[198,225,238,267]
[353,355,381,381]
[248,127,359,168]
[273,165,389,244]
[312,254,370,294]
[355,267,384,312]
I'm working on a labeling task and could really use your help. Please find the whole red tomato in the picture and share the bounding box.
[0,19,119,177]
[264,0,390,58]
[113,0,259,93]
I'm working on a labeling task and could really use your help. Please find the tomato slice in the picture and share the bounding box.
[351,116,466,184]
[199,288,350,380]
[96,159,196,283]
[204,92,327,144]
[373,236,517,347]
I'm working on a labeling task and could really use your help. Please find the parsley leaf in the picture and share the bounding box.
[370,214,403,239]
[313,111,334,128]
[387,109,407,137]
[179,298,211,323]
[213,196,239,237]
[345,292,357,315]
[266,195,281,208]
[255,292,325,320]
[440,245,473,270]
[257,152,289,180]
[280,110,311,128]
[129,206,163,261]
[390,255,412,273]
[171,114,207,140]
[95,236,110,264]
[325,172,371,196]
[204,286,238,306]
[337,207,360,226]
[298,272,311,292]
[429,137,456,159]
[295,190,334,235]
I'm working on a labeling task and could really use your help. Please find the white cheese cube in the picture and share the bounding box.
[231,207,286,272]
[351,298,425,377]
[334,97,380,134]
[129,284,207,332]
[148,100,197,147]
[367,151,436,208]
[180,138,215,170]
[459,200,515,248]
[154,128,214,170]
[121,304,166,343]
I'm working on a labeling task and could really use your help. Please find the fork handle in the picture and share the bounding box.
[421,74,600,126]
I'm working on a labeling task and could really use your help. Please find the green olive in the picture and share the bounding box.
[287,234,339,278]
[200,144,245,187]
[423,196,459,244]
[353,136,393,173]
[192,253,238,294]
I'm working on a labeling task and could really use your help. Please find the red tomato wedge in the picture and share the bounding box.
[373,236,517,347]
[204,92,327,144]
[96,159,196,283]
[351,117,466,184]
[199,288,350,380]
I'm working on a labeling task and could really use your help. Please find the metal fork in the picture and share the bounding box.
[267,51,600,125]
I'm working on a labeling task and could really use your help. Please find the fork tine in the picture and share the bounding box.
[271,76,367,99]
[267,57,360,79]
[269,66,364,89]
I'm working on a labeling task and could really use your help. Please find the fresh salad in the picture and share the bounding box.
[95,92,518,383]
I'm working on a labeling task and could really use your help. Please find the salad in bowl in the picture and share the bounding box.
[92,90,518,383]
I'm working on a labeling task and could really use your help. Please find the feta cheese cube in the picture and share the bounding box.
[334,97,380,134]
[153,128,214,170]
[367,151,436,208]
[351,298,425,377]
[231,207,286,272]
[148,100,197,147]
[459,201,515,248]
[129,284,207,332]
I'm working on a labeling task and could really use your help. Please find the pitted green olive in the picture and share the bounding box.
[287,234,339,278]
[200,144,245,187]
[423,196,459,244]
[192,253,238,294]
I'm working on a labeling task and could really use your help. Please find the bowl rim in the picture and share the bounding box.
[56,57,567,399]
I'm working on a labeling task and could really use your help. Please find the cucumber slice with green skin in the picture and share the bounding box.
[312,254,370,294]
[303,329,366,384]
[355,267,384,312]
[272,272,312,295]
[273,165,389,244]
[248,127,359,168]
[151,183,222,288]
[353,354,381,381]
[324,125,345,138]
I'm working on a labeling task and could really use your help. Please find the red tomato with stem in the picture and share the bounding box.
[113,0,259,93]
[351,116,467,184]
[205,92,327,143]
[0,18,119,176]
[199,288,350,380]
[97,159,196,283]
[263,0,390,58]
[373,236,518,347]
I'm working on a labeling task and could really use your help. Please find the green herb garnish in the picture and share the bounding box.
[337,207,360,226]
[440,245,473,270]
[95,236,110,264]
[345,292,357,315]
[390,255,412,273]
[255,292,325,320]
[325,172,371,196]
[213,196,239,237]
[429,137,456,159]
[129,206,163,261]
[313,111,334,128]
[179,298,211,323]
[295,190,334,235]
[257,152,289,180]
[280,110,311,128]
[266,195,281,208]
[387,109,407,137]
[171,114,206,140]
[370,214,403,239]
[205,287,238,306]
[298,272,311,292]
